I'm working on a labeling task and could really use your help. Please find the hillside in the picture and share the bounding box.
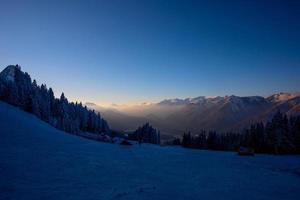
[0,65,110,135]
[1,101,300,200]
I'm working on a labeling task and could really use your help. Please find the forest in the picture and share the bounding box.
[0,65,110,135]
[175,111,300,154]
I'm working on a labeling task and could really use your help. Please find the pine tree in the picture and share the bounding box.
[182,132,192,147]
[31,90,41,118]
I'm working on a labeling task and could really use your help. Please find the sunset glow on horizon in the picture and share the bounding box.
[1,0,299,105]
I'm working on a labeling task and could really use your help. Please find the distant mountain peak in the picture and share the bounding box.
[267,92,300,103]
[158,98,189,106]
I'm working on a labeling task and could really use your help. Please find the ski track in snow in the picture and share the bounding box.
[1,101,300,200]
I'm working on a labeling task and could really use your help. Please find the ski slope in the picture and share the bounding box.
[1,101,300,200]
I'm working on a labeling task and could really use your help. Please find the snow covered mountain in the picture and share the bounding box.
[159,93,300,134]
[267,92,300,103]
[1,101,300,200]
[160,95,270,133]
[93,93,300,137]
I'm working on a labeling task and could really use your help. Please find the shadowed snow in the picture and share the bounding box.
[1,101,300,200]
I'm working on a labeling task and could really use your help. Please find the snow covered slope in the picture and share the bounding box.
[1,101,300,200]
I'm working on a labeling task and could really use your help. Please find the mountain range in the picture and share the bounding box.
[88,92,300,138]
[1,65,299,139]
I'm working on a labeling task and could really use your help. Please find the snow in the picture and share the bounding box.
[159,95,269,107]
[1,101,300,200]
[268,93,300,103]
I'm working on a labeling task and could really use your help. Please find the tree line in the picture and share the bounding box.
[0,65,109,134]
[175,111,300,154]
[128,123,161,144]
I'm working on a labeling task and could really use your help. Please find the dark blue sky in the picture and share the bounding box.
[0,0,299,105]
